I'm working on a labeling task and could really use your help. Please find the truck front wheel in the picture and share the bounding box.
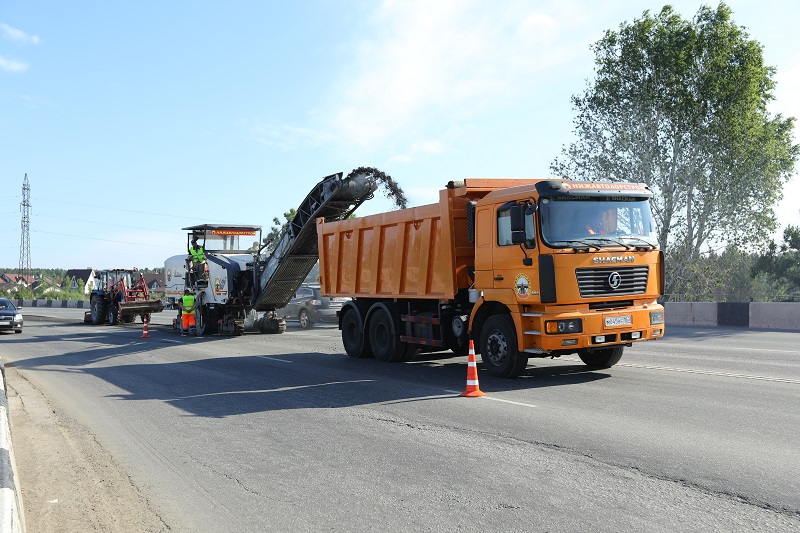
[578,346,623,368]
[480,315,528,378]
[341,308,371,358]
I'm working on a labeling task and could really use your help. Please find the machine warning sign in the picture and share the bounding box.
[212,229,257,236]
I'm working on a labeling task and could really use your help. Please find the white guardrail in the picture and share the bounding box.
[1,361,25,533]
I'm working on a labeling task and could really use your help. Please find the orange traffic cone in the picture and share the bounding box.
[141,316,150,338]
[460,340,485,397]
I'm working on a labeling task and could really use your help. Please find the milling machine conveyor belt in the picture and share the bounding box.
[252,171,378,311]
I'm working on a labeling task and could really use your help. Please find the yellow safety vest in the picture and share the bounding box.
[181,294,195,315]
[190,246,205,263]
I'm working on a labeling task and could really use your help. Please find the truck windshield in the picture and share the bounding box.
[539,197,658,248]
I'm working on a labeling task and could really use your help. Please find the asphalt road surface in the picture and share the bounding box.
[2,310,799,532]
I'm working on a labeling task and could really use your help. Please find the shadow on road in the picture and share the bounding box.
[6,321,611,419]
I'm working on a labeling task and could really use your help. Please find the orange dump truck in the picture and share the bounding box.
[317,178,664,377]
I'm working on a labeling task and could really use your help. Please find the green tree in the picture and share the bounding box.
[263,208,297,253]
[552,3,798,297]
[753,224,800,300]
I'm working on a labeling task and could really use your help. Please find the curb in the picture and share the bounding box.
[0,360,25,533]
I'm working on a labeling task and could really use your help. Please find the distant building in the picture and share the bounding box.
[0,273,36,287]
[0,281,17,295]
[64,269,97,295]
[141,273,164,296]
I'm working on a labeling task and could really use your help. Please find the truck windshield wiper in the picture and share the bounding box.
[618,236,656,250]
[549,239,602,251]
[585,237,633,250]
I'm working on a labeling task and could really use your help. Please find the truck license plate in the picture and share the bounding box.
[605,315,632,327]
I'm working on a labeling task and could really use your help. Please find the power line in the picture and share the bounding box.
[32,230,176,249]
[31,196,232,223]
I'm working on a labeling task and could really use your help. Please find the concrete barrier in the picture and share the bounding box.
[0,361,25,533]
[664,302,717,326]
[15,299,88,309]
[666,301,800,331]
[749,302,800,330]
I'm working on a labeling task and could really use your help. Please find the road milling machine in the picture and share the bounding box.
[163,171,378,335]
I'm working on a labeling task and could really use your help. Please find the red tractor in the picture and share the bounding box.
[88,269,164,325]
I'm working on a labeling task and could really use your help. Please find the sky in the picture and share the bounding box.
[1,0,798,270]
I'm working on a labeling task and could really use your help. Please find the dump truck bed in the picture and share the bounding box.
[318,185,488,300]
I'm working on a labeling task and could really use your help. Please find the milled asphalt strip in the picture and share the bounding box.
[616,361,800,384]
[645,342,797,354]
[559,357,800,384]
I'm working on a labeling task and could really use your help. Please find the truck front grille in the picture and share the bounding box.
[576,266,649,298]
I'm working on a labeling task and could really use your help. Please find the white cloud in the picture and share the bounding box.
[325,0,587,152]
[773,53,800,120]
[0,55,28,72]
[0,22,40,44]
[387,138,446,165]
[239,119,332,151]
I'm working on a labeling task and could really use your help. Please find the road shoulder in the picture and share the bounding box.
[5,367,170,533]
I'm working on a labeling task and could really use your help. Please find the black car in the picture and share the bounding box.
[0,298,23,334]
[276,285,348,329]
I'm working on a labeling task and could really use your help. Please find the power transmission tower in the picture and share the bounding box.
[19,173,32,281]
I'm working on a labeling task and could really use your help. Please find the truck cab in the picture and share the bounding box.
[469,179,664,375]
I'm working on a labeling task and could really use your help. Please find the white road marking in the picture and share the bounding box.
[444,390,537,409]
[256,355,293,363]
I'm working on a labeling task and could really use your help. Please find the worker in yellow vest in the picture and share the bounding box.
[189,238,207,283]
[180,289,196,336]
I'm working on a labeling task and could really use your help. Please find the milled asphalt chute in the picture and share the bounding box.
[252,171,378,312]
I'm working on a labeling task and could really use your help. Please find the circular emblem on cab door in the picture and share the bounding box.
[514,273,531,299]
[608,271,622,290]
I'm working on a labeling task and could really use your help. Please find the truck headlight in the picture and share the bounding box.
[650,310,664,325]
[545,319,583,334]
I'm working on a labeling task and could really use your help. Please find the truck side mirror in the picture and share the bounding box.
[509,205,526,245]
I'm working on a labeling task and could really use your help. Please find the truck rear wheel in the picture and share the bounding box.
[578,346,623,368]
[90,296,106,325]
[341,308,371,358]
[368,305,406,363]
[480,314,528,378]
